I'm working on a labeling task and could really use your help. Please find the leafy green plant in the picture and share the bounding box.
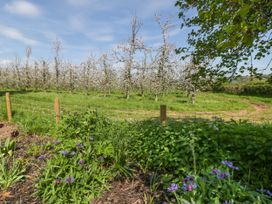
[0,138,16,158]
[164,162,271,203]
[36,111,134,203]
[128,118,272,189]
[36,111,272,203]
[0,158,25,190]
[27,142,53,157]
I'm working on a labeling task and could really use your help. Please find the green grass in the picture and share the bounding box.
[0,90,272,134]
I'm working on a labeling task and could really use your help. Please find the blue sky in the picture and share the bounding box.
[0,0,270,72]
[0,0,187,64]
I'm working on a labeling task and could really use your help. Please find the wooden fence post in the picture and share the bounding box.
[54,97,60,124]
[160,105,167,125]
[5,92,12,122]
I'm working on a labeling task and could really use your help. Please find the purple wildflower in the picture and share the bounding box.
[53,140,61,145]
[70,151,76,156]
[221,160,233,166]
[267,190,272,197]
[167,183,178,192]
[55,178,62,185]
[65,176,75,184]
[60,150,69,156]
[211,168,221,175]
[182,182,197,191]
[221,160,239,170]
[76,143,83,149]
[78,159,85,165]
[98,156,104,162]
[217,172,230,179]
[257,189,272,197]
[183,175,194,183]
[37,155,46,160]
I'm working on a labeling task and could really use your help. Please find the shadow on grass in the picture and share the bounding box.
[0,89,80,97]
[0,90,32,97]
[213,91,272,99]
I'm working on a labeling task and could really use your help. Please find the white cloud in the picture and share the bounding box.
[0,25,37,45]
[4,1,41,17]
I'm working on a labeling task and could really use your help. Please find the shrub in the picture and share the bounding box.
[221,81,272,96]
[128,118,272,189]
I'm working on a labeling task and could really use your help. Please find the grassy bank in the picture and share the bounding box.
[0,90,272,134]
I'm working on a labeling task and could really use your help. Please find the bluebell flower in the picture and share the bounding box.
[70,151,76,156]
[98,156,104,162]
[267,190,272,197]
[53,140,61,145]
[167,183,178,192]
[65,176,75,184]
[55,178,62,185]
[211,168,221,175]
[257,188,272,197]
[217,172,230,179]
[78,159,85,165]
[182,182,197,191]
[183,175,194,183]
[221,160,239,170]
[76,143,83,149]
[60,150,69,156]
[37,155,46,160]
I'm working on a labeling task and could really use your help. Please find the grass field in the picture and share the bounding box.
[1,91,272,203]
[1,90,272,134]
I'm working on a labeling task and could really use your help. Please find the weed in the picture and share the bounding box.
[0,158,25,190]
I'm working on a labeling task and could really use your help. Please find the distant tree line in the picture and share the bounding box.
[0,16,211,103]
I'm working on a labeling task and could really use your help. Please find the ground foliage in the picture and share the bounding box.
[35,111,272,203]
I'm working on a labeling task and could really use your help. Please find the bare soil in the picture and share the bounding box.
[0,123,18,140]
[93,174,163,204]
[0,123,52,204]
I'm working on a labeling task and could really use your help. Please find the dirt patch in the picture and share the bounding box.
[250,103,268,112]
[0,123,19,140]
[0,123,53,204]
[93,175,163,204]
